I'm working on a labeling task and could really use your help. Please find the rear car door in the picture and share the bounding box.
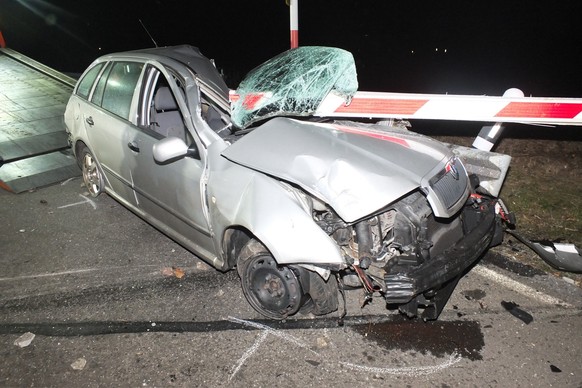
[82,60,145,205]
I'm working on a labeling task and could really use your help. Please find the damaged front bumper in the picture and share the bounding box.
[384,198,501,320]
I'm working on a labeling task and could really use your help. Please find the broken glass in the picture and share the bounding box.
[231,46,358,129]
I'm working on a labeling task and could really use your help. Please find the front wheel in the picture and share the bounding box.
[79,146,104,197]
[237,240,307,319]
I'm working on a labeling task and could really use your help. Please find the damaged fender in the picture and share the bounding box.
[206,153,344,268]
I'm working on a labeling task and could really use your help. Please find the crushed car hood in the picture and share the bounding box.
[222,118,451,222]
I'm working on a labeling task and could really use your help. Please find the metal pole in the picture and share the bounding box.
[290,0,299,48]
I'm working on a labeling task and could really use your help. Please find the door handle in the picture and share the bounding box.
[127,141,140,152]
[85,116,94,126]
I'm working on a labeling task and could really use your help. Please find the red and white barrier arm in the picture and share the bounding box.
[315,89,582,126]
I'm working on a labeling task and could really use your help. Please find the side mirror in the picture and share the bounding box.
[153,136,199,164]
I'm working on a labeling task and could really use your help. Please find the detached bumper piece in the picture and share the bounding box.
[384,198,500,320]
[507,230,582,273]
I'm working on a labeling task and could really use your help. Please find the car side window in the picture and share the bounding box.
[90,62,112,106]
[76,63,104,100]
[139,66,190,143]
[101,62,144,121]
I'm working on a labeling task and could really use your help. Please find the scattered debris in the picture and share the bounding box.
[549,364,562,373]
[501,301,533,324]
[316,337,328,348]
[14,332,35,347]
[161,267,185,279]
[40,199,48,205]
[161,267,174,277]
[173,267,185,279]
[463,289,486,301]
[196,261,209,271]
[507,230,582,273]
[71,357,87,370]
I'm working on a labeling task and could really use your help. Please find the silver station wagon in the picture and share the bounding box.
[64,45,510,320]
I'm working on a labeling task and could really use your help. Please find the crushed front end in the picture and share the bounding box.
[313,157,505,321]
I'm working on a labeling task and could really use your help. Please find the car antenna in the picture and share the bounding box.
[139,19,158,48]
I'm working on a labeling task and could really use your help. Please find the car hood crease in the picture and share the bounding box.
[222,118,450,222]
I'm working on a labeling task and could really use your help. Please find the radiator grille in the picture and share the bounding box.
[431,158,468,209]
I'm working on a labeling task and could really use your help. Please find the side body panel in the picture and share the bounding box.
[126,127,216,261]
[205,142,345,269]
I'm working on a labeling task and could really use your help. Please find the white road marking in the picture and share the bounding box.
[227,316,461,380]
[473,265,573,308]
[57,194,97,210]
[60,177,76,186]
[228,316,317,353]
[340,353,462,377]
[0,265,161,282]
[229,330,268,381]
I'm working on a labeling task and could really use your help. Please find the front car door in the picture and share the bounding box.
[124,64,216,261]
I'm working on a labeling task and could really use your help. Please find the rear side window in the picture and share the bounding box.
[76,63,104,100]
[90,62,112,107]
[101,62,144,120]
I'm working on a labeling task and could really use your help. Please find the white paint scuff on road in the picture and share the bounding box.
[228,316,317,353]
[229,330,268,381]
[0,265,161,282]
[60,177,76,186]
[57,194,96,210]
[473,265,573,308]
[227,316,462,380]
[340,353,462,377]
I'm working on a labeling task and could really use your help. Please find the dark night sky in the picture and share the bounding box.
[1,0,581,97]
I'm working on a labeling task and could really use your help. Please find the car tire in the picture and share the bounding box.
[237,239,308,319]
[79,146,104,197]
[301,270,338,316]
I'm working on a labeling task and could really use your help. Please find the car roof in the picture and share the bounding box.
[109,45,229,98]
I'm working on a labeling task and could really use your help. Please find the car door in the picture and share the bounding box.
[82,61,145,205]
[125,65,216,259]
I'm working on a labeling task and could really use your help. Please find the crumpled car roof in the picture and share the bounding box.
[131,45,230,98]
[231,46,358,129]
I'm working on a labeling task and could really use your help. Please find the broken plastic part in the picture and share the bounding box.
[501,301,534,324]
[507,230,582,273]
[232,46,358,129]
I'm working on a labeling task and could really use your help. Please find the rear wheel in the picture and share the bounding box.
[237,240,306,319]
[79,146,104,197]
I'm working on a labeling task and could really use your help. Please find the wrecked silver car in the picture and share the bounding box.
[64,45,509,321]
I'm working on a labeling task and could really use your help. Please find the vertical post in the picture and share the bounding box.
[472,88,524,151]
[290,0,299,48]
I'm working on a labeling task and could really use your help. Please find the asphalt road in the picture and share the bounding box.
[1,179,581,387]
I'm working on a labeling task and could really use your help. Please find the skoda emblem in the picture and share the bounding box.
[445,159,460,180]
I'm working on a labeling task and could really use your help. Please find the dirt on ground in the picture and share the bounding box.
[437,133,582,286]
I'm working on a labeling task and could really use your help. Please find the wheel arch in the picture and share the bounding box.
[212,173,344,268]
[74,140,88,165]
[221,226,254,270]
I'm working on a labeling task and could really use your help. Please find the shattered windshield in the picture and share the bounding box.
[231,46,358,129]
